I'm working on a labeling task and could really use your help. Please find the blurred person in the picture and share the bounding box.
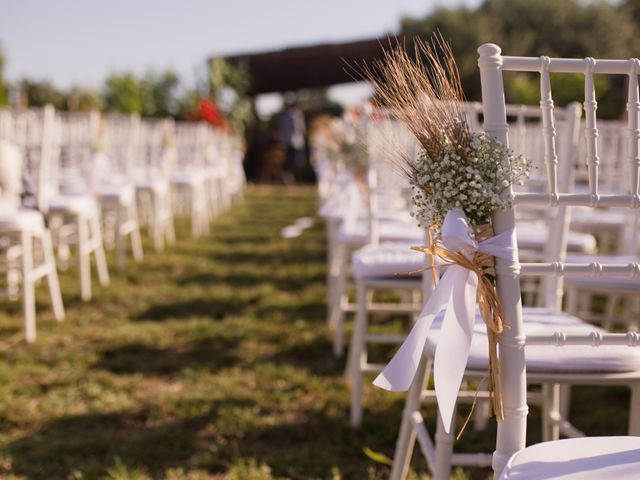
[279,99,306,184]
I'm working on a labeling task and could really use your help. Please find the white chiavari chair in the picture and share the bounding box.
[479,43,640,479]
[345,113,427,427]
[171,122,210,238]
[48,110,110,300]
[0,107,64,341]
[325,110,425,360]
[386,47,640,479]
[347,102,596,430]
[97,113,144,271]
[135,118,176,252]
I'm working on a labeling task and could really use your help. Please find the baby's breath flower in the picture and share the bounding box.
[409,131,532,233]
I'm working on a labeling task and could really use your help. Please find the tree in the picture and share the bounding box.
[103,73,143,114]
[141,69,179,117]
[67,87,103,111]
[401,0,640,117]
[209,57,253,133]
[0,46,9,107]
[20,79,66,109]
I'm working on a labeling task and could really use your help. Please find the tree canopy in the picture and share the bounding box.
[401,0,640,117]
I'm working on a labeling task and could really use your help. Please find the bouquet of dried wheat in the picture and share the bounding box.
[359,34,531,430]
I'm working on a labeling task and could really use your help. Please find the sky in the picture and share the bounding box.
[0,0,482,114]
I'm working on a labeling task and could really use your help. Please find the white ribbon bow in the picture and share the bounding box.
[373,208,517,433]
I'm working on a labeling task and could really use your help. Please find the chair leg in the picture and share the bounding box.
[349,283,368,428]
[165,210,176,244]
[565,285,578,315]
[603,293,620,330]
[129,203,144,262]
[390,356,433,480]
[21,232,36,343]
[191,187,200,238]
[152,193,165,252]
[558,384,571,434]
[42,231,65,321]
[629,383,640,436]
[433,404,457,480]
[326,232,341,327]
[542,383,562,441]
[77,215,92,301]
[473,398,490,432]
[90,215,110,287]
[115,204,126,272]
[331,247,349,356]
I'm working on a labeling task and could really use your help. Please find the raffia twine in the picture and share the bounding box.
[413,223,505,428]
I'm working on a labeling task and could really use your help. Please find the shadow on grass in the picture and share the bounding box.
[177,270,326,292]
[93,337,241,376]
[5,398,253,480]
[255,301,326,323]
[266,336,342,377]
[135,297,255,322]
[232,407,403,480]
[208,248,326,267]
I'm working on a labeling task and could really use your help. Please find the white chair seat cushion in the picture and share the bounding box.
[0,209,45,233]
[499,436,640,480]
[563,254,640,292]
[171,170,206,186]
[48,195,99,216]
[425,307,640,373]
[341,221,596,252]
[319,197,366,221]
[136,179,168,194]
[353,242,440,279]
[517,224,596,253]
[571,206,628,230]
[97,185,135,205]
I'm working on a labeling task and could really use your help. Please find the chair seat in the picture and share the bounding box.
[353,242,438,280]
[0,209,45,233]
[571,206,629,230]
[136,179,169,194]
[499,436,640,479]
[517,223,597,253]
[342,220,596,252]
[425,307,640,373]
[171,170,206,186]
[97,185,135,205]
[48,195,99,216]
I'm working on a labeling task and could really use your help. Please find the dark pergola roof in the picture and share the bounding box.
[222,36,400,95]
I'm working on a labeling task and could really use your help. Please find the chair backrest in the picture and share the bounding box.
[361,106,417,246]
[0,138,23,209]
[466,100,584,310]
[100,113,140,183]
[478,44,640,476]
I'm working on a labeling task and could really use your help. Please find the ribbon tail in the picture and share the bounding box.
[433,266,479,433]
[373,268,455,392]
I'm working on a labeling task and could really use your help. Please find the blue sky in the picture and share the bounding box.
[0,0,481,113]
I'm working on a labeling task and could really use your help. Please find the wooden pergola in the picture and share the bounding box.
[222,36,399,95]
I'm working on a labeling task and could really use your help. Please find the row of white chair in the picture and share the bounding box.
[0,105,246,342]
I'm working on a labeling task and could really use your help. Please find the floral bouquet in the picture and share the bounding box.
[360,35,531,429]
[326,118,369,177]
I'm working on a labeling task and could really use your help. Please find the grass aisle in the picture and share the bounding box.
[0,186,406,480]
[0,186,629,480]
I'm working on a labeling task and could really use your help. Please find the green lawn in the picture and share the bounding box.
[0,185,631,480]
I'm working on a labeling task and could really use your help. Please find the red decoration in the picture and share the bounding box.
[194,97,226,129]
